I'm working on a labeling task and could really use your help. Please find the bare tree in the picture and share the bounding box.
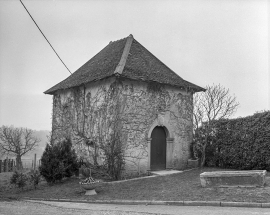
[193,84,239,167]
[0,126,40,170]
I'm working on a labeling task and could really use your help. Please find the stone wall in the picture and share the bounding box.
[118,79,193,174]
[51,77,119,165]
[51,76,193,175]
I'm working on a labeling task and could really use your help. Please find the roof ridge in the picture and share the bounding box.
[114,34,133,75]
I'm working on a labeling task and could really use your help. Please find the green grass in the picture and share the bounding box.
[1,168,270,203]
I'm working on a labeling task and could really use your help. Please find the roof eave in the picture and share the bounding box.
[44,89,55,95]
[192,86,206,92]
[44,75,205,95]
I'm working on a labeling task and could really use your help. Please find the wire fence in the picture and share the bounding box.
[0,155,41,173]
[0,158,15,173]
[21,158,41,170]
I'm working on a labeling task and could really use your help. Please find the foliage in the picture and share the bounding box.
[101,131,125,180]
[79,165,91,178]
[3,168,270,202]
[204,111,270,170]
[10,171,28,190]
[10,170,42,190]
[0,126,40,170]
[39,138,79,183]
[28,170,42,189]
[193,84,239,166]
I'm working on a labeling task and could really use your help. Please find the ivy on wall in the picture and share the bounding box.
[51,78,194,175]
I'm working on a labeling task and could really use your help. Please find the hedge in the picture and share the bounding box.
[205,111,270,170]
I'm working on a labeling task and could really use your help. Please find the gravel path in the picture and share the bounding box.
[0,200,151,215]
[1,200,270,215]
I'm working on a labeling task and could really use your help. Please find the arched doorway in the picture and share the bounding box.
[150,126,166,170]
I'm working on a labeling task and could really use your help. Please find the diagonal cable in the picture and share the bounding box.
[19,0,72,74]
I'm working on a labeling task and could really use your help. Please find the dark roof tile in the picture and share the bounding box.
[44,35,205,94]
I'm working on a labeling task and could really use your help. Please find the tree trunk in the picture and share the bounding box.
[200,130,210,167]
[200,147,206,167]
[200,141,207,167]
[16,155,22,170]
[93,144,98,166]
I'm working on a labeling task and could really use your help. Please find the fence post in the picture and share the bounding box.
[7,159,10,172]
[34,154,36,170]
[10,159,13,172]
[10,159,12,172]
[3,158,7,172]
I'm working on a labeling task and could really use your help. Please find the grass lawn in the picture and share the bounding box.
[1,168,270,203]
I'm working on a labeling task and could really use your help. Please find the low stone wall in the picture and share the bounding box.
[200,170,266,188]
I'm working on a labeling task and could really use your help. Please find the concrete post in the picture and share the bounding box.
[166,138,174,169]
[146,138,152,172]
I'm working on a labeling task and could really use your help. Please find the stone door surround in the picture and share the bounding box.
[147,116,174,171]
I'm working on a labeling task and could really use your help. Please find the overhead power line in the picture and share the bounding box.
[19,0,72,75]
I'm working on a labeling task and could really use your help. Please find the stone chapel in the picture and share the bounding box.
[44,34,205,174]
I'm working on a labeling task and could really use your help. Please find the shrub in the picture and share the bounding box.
[79,165,91,178]
[205,111,270,170]
[28,170,42,189]
[59,139,79,178]
[100,132,125,181]
[39,138,79,183]
[10,171,28,190]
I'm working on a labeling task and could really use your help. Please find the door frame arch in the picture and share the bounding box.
[146,117,174,171]
[150,126,167,170]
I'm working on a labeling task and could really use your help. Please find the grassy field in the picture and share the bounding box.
[1,168,270,203]
[0,172,13,190]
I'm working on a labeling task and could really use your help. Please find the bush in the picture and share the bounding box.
[205,111,270,170]
[10,171,28,190]
[101,132,125,181]
[39,138,79,183]
[79,165,91,178]
[29,170,42,189]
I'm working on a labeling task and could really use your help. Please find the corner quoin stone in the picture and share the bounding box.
[200,170,266,188]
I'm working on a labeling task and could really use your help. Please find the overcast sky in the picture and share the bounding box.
[0,0,269,131]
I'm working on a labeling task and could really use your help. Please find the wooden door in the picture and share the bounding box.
[150,126,166,170]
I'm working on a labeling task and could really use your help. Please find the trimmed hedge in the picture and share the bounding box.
[205,111,270,170]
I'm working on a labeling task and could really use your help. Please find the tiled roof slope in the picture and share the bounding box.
[44,35,205,94]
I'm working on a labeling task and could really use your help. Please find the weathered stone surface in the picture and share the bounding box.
[119,79,193,173]
[51,77,194,175]
[84,189,97,195]
[183,201,221,206]
[220,202,262,208]
[200,170,266,188]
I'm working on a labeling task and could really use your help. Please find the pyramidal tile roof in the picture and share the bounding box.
[44,34,205,94]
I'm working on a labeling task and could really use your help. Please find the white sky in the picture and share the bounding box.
[0,0,269,131]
